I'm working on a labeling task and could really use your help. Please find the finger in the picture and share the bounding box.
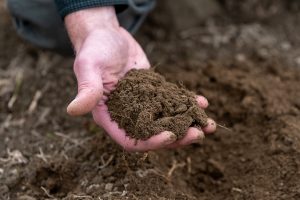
[202,118,217,134]
[92,105,177,152]
[196,95,209,109]
[67,58,103,116]
[124,131,177,152]
[167,127,204,148]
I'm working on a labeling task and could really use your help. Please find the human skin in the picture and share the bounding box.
[64,7,216,151]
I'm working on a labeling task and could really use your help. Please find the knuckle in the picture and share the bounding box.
[78,80,94,90]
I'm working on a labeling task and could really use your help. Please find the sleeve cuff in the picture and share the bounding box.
[54,0,128,18]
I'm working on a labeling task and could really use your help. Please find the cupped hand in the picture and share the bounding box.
[65,7,216,151]
[93,95,216,151]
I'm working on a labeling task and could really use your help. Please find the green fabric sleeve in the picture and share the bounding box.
[54,0,128,18]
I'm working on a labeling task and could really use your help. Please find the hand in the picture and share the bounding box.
[93,95,216,151]
[65,7,216,151]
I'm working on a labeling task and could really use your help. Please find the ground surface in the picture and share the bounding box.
[1,0,300,199]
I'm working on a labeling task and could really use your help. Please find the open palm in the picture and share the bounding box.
[68,26,216,151]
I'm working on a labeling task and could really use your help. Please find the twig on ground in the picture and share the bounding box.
[27,90,42,114]
[41,186,56,199]
[217,124,233,133]
[136,168,167,181]
[54,132,83,147]
[187,157,192,174]
[103,191,125,198]
[99,154,114,169]
[137,152,148,164]
[167,159,186,179]
[34,107,51,127]
[8,70,23,109]
[70,194,93,199]
[0,149,28,165]
[232,187,243,193]
[61,151,69,160]
[1,114,12,129]
[36,147,49,163]
[130,194,139,200]
[7,94,17,110]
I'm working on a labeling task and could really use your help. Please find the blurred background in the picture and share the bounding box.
[0,0,300,199]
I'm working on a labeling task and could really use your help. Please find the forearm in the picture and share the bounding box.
[65,7,119,51]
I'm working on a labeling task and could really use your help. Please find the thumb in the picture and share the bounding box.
[67,58,103,116]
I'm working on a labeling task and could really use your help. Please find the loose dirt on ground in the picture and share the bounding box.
[1,0,300,200]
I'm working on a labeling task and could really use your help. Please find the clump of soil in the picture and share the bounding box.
[107,69,208,140]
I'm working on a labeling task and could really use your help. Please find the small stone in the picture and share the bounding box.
[231,187,243,193]
[295,57,300,65]
[105,183,114,191]
[18,195,37,200]
[86,184,100,194]
[236,53,246,62]
[281,42,291,50]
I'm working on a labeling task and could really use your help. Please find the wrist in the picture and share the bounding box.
[65,7,120,51]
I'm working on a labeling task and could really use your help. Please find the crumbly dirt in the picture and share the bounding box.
[107,69,207,140]
[1,0,300,200]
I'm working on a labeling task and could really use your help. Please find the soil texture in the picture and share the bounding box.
[1,0,300,200]
[107,69,207,140]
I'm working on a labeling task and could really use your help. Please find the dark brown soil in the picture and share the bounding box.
[107,69,207,140]
[1,0,300,200]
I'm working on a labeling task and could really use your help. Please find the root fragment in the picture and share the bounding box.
[99,154,114,169]
[167,159,186,179]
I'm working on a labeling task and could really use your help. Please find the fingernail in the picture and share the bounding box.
[67,99,78,113]
[163,131,177,145]
[203,118,217,134]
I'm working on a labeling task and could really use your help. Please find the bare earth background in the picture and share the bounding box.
[1,0,300,199]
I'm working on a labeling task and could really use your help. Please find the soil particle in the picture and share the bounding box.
[107,69,208,140]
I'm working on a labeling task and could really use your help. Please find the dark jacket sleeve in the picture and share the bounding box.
[54,0,128,18]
